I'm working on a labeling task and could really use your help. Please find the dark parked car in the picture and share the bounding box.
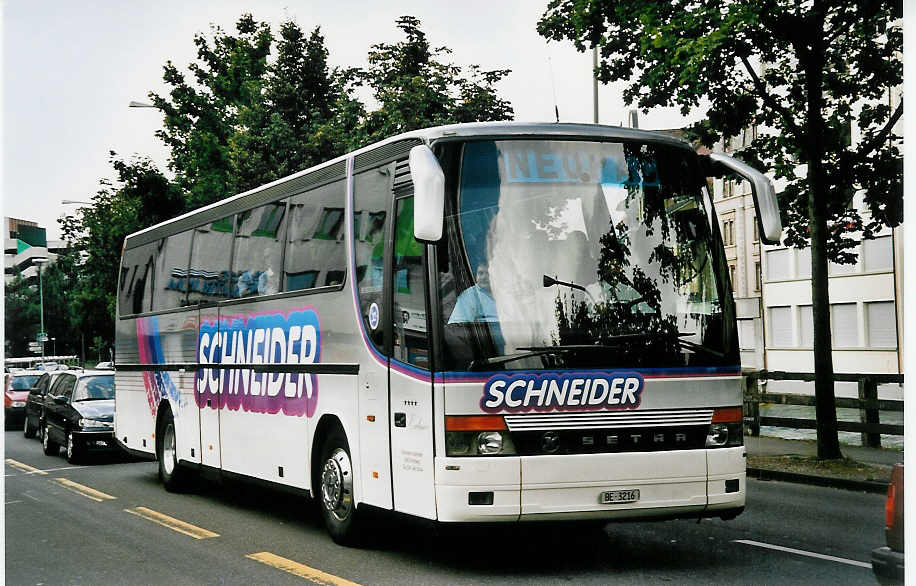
[5,370,43,429]
[872,463,904,584]
[23,370,67,438]
[41,371,116,463]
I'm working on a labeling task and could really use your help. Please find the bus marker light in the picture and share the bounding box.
[367,415,375,422]
[372,471,378,479]
[445,415,506,431]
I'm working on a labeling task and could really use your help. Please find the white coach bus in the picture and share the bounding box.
[115,122,781,544]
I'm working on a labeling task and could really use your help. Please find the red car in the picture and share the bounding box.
[5,370,42,429]
[872,463,904,584]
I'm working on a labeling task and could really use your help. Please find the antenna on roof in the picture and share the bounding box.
[547,55,560,123]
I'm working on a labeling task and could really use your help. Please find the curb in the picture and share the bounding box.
[747,467,888,494]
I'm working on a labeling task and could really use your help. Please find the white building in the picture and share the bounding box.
[4,217,67,284]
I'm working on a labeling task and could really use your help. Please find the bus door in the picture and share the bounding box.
[198,302,222,469]
[388,195,436,519]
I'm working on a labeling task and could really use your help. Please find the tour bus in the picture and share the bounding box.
[115,122,781,544]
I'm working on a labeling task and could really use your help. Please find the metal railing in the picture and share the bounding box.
[743,370,904,448]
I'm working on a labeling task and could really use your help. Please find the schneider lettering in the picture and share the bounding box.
[481,372,644,412]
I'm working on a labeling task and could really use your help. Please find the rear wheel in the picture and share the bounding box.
[23,414,36,438]
[318,430,362,545]
[157,412,189,492]
[42,424,58,456]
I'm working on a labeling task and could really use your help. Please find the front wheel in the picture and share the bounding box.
[318,431,362,545]
[42,424,58,456]
[23,414,36,438]
[157,413,189,492]
[66,431,83,464]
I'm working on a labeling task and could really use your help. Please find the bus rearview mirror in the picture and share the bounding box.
[409,145,445,243]
[704,153,782,245]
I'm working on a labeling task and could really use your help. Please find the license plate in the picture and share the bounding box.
[599,489,640,504]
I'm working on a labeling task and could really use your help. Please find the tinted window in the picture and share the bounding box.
[72,376,115,401]
[51,375,76,399]
[232,203,287,298]
[285,179,348,292]
[353,165,391,348]
[119,241,160,316]
[392,197,429,368]
[154,232,193,311]
[188,216,234,305]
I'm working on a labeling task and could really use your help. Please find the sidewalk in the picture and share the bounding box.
[743,434,902,493]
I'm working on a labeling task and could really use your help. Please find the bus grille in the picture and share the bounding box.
[505,409,714,455]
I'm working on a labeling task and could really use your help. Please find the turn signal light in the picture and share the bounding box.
[712,406,743,423]
[445,415,507,431]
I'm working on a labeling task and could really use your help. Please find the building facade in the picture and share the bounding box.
[4,217,67,284]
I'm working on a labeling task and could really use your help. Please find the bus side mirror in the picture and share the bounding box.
[409,145,445,243]
[704,153,782,245]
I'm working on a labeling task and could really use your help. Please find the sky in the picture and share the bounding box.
[2,1,706,240]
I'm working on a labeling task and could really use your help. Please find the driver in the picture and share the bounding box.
[448,264,499,324]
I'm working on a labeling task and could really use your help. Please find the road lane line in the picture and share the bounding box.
[51,478,117,502]
[247,552,361,585]
[6,459,48,475]
[733,539,871,569]
[124,507,219,539]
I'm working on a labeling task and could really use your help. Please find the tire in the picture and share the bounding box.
[23,415,36,439]
[66,431,83,464]
[42,424,58,456]
[318,430,362,545]
[157,412,189,492]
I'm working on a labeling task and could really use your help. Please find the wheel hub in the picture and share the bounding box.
[320,448,353,522]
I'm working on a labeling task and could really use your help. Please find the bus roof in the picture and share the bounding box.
[123,122,693,249]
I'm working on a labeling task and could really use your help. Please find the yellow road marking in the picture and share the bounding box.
[124,506,219,539]
[6,459,48,475]
[247,552,361,586]
[51,478,117,502]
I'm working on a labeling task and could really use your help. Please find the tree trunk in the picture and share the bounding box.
[805,3,842,460]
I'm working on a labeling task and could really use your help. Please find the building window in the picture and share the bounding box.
[754,261,761,291]
[866,301,897,348]
[766,249,791,281]
[796,247,811,279]
[722,218,735,246]
[830,303,858,348]
[738,320,756,351]
[768,306,793,347]
[863,235,893,272]
[729,265,736,287]
[752,219,758,243]
[799,305,813,347]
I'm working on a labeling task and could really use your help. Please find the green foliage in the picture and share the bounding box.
[538,0,902,260]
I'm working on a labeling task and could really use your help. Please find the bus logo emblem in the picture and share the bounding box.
[480,372,644,413]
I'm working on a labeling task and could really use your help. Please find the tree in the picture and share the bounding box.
[538,1,902,459]
[355,16,514,147]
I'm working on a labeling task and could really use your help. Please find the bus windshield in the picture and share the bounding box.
[439,139,735,371]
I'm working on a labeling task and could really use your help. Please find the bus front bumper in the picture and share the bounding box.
[435,447,745,523]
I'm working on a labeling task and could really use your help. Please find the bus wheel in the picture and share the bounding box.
[319,431,361,545]
[157,412,189,492]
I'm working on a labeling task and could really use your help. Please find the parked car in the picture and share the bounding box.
[23,370,67,438]
[872,463,904,584]
[41,371,116,463]
[5,370,43,430]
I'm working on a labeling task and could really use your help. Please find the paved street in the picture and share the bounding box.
[5,430,884,585]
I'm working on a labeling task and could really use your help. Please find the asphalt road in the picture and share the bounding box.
[5,430,885,585]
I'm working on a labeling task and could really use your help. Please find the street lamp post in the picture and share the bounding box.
[34,257,48,360]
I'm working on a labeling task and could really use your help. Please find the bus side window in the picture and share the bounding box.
[153,232,193,311]
[232,203,287,298]
[285,179,347,291]
[392,196,429,368]
[188,216,234,304]
[119,241,160,316]
[353,165,391,350]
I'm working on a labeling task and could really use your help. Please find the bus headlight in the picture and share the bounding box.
[706,424,729,447]
[706,407,744,448]
[477,431,503,454]
[444,416,516,456]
